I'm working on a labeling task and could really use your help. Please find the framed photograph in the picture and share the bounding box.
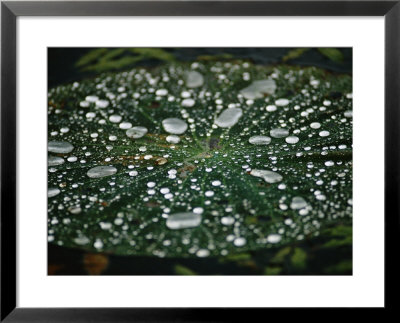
[1,0,397,320]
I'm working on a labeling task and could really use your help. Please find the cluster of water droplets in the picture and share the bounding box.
[47,60,352,257]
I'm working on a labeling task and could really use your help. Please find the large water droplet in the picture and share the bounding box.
[87,166,117,178]
[249,135,271,145]
[215,108,242,128]
[166,135,180,144]
[48,156,65,166]
[48,141,74,154]
[162,118,188,134]
[240,79,276,99]
[270,128,289,138]
[186,70,204,88]
[48,187,60,198]
[250,169,283,183]
[310,122,321,129]
[126,126,148,139]
[290,196,307,210]
[285,136,299,144]
[166,212,202,230]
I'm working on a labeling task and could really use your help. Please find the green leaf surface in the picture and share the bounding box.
[318,48,344,63]
[75,48,175,73]
[282,48,310,62]
[48,61,352,259]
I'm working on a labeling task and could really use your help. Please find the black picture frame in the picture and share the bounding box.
[1,1,398,321]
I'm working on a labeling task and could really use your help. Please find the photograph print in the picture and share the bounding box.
[47,48,352,275]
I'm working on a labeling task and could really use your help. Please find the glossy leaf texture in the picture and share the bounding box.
[48,61,352,258]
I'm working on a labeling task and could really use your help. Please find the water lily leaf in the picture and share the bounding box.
[290,247,307,269]
[282,48,310,62]
[318,48,344,63]
[174,264,197,275]
[264,266,282,275]
[48,60,352,259]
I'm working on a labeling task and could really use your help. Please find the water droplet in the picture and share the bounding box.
[166,212,202,230]
[48,156,64,166]
[310,122,321,129]
[193,207,204,214]
[87,166,117,178]
[240,79,276,99]
[221,216,235,225]
[156,89,168,96]
[249,135,271,145]
[119,122,132,130]
[290,197,307,210]
[155,157,168,165]
[48,187,60,198]
[181,98,195,108]
[323,100,331,106]
[80,101,90,108]
[181,91,191,98]
[267,234,282,243]
[166,135,180,144]
[319,130,330,137]
[68,206,82,214]
[96,100,109,108]
[60,127,69,133]
[186,70,204,88]
[233,237,246,247]
[250,169,282,183]
[215,107,242,128]
[147,182,156,188]
[48,141,74,154]
[285,136,299,144]
[275,98,290,106]
[211,180,221,187]
[94,239,103,249]
[100,222,112,230]
[270,128,289,138]
[85,95,98,102]
[162,118,188,134]
[160,188,170,194]
[126,126,148,139]
[344,110,353,118]
[109,115,122,123]
[74,235,90,245]
[129,170,138,177]
[196,249,210,257]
